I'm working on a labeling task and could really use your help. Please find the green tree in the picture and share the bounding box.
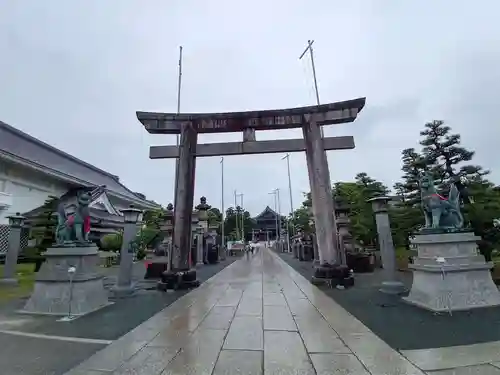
[208,207,222,225]
[462,180,500,260]
[142,209,163,230]
[419,120,489,199]
[138,209,164,250]
[399,148,427,206]
[390,148,427,248]
[29,196,59,256]
[333,174,388,247]
[224,206,255,241]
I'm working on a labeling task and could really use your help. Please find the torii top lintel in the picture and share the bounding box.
[137,97,365,135]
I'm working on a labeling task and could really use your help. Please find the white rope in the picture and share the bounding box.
[436,257,452,316]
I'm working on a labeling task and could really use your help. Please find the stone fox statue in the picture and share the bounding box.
[420,172,464,230]
[55,192,92,245]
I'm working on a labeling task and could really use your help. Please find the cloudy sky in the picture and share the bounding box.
[1,1,499,216]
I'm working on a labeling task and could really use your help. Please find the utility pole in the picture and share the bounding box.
[234,191,244,242]
[239,194,245,242]
[276,188,282,240]
[234,190,239,241]
[269,190,279,243]
[220,157,224,250]
[173,46,183,207]
[282,153,294,234]
[299,40,324,138]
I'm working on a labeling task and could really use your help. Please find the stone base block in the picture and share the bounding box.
[311,275,355,288]
[403,267,500,312]
[380,280,406,295]
[404,231,500,312]
[23,278,109,316]
[22,245,109,316]
[144,257,169,279]
[157,269,200,291]
[110,284,135,298]
[311,264,354,288]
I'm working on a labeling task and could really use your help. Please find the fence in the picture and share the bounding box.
[0,225,29,254]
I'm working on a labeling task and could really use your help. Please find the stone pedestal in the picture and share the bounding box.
[196,233,204,265]
[404,232,500,312]
[22,245,109,316]
[144,256,170,279]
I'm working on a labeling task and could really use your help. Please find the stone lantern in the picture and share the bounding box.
[112,205,143,298]
[367,196,406,294]
[195,197,210,232]
[0,213,26,285]
[196,224,205,265]
[145,203,173,279]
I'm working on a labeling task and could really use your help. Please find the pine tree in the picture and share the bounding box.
[419,120,488,203]
[399,148,427,206]
[29,196,59,259]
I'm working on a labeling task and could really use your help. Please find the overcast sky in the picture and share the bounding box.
[1,1,499,216]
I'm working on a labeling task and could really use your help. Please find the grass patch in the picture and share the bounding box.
[0,263,36,303]
[395,247,417,260]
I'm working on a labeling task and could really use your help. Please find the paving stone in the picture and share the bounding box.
[224,316,263,351]
[263,305,297,331]
[310,353,370,375]
[426,364,500,374]
[212,350,263,375]
[264,330,314,375]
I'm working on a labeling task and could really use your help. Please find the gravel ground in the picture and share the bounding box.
[21,257,238,340]
[277,251,500,351]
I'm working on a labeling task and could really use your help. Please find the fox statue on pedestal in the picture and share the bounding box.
[55,191,92,245]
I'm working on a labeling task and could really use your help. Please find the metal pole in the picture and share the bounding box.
[173,46,183,207]
[276,188,282,240]
[299,40,324,137]
[240,194,244,242]
[220,157,225,251]
[234,190,239,241]
[269,191,278,242]
[282,153,295,234]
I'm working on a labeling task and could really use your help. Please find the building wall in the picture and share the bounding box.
[0,159,69,224]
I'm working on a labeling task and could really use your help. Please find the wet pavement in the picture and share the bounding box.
[63,246,500,374]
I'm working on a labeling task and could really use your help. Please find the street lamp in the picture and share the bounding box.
[367,196,406,295]
[112,205,143,298]
[8,212,26,228]
[121,205,143,224]
[196,224,205,265]
[0,213,26,285]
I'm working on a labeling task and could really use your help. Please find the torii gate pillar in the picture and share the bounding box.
[171,122,197,271]
[303,115,338,265]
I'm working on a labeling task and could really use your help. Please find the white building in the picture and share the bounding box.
[0,120,160,250]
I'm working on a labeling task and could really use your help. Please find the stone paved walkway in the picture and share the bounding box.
[64,247,500,375]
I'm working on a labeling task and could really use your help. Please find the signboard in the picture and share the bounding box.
[137,97,365,135]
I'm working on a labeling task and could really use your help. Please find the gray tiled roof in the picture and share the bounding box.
[0,120,156,207]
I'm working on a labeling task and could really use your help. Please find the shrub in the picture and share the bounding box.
[100,233,122,252]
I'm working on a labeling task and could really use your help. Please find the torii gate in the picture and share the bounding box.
[137,97,366,280]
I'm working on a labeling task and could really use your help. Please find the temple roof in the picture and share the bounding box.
[0,120,159,209]
[254,206,279,220]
